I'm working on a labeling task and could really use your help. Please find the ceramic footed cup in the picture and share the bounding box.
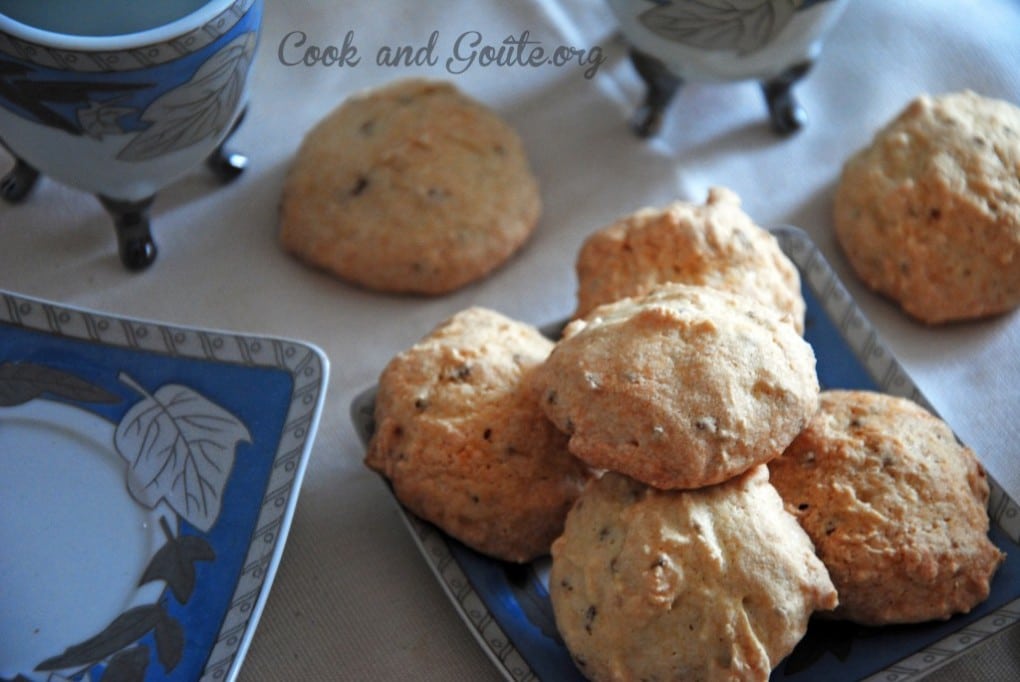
[605,0,849,137]
[0,0,263,270]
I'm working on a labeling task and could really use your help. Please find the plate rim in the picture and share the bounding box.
[0,288,330,682]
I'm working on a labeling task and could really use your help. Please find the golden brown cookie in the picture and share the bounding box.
[364,307,590,563]
[534,283,819,490]
[549,467,838,682]
[574,187,805,332]
[768,390,1004,625]
[280,79,541,295]
[834,90,1020,324]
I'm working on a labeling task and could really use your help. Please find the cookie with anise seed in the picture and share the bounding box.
[534,283,819,490]
[549,467,837,681]
[574,187,805,332]
[281,78,541,294]
[768,389,1004,625]
[364,307,590,563]
[834,90,1020,324]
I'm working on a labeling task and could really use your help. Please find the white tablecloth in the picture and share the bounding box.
[2,1,1018,679]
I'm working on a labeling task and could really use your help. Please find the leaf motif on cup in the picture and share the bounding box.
[77,98,137,140]
[638,0,805,55]
[117,31,256,162]
[0,57,151,136]
[115,372,252,532]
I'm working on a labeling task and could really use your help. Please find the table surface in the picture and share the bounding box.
[2,1,1018,680]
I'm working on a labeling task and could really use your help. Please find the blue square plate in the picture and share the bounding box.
[0,291,328,682]
[351,226,1020,681]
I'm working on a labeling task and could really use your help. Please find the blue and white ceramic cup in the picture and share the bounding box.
[605,0,849,137]
[0,0,263,269]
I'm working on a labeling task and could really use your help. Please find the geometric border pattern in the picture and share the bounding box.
[861,602,1020,681]
[0,0,254,71]
[349,386,541,682]
[402,514,540,682]
[348,388,540,682]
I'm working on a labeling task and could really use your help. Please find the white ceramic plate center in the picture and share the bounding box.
[0,400,165,679]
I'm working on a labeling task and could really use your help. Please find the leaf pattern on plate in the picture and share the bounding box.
[0,362,120,406]
[115,374,252,532]
[35,605,163,671]
[116,31,256,162]
[638,0,804,55]
[99,645,149,682]
[35,604,184,681]
[152,610,185,673]
[141,517,217,603]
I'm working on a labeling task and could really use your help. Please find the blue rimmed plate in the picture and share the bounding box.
[351,226,1020,682]
[0,291,328,682]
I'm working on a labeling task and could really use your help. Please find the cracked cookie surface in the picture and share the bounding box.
[364,307,590,563]
[575,187,805,332]
[535,283,819,490]
[549,467,837,682]
[834,90,1020,323]
[768,389,1004,625]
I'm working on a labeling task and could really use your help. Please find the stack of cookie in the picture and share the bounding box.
[364,186,1004,681]
[533,191,838,680]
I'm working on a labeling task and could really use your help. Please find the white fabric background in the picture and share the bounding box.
[1,1,1018,679]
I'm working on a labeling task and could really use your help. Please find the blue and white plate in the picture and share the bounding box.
[0,291,328,682]
[351,226,1020,682]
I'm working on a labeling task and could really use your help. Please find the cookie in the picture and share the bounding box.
[549,467,838,682]
[575,187,805,332]
[534,283,819,490]
[834,90,1020,324]
[364,307,590,563]
[768,390,1005,625]
[280,79,541,295]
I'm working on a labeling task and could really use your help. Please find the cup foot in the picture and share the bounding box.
[98,195,158,271]
[119,236,158,271]
[206,150,248,183]
[205,107,249,183]
[1,158,41,203]
[4,104,252,271]
[761,61,813,136]
[628,49,683,138]
[626,48,816,138]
